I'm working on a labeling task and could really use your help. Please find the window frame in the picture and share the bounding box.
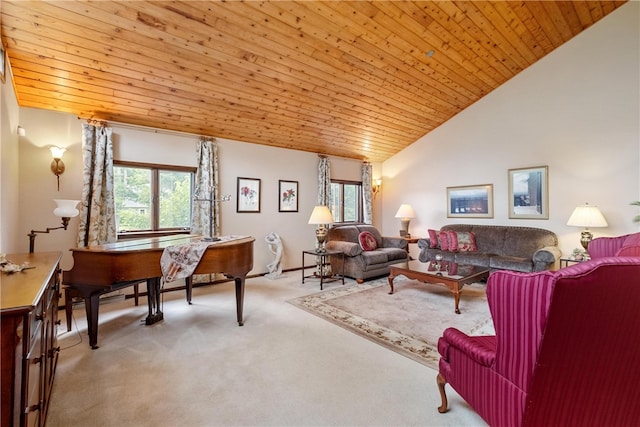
[330,179,363,224]
[114,160,196,239]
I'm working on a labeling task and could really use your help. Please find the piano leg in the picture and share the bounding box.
[68,286,102,350]
[234,276,245,326]
[185,276,193,305]
[145,278,164,325]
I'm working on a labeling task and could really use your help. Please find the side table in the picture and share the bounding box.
[302,249,345,290]
[559,258,587,268]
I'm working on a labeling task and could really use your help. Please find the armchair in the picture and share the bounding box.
[436,257,640,426]
[588,231,640,258]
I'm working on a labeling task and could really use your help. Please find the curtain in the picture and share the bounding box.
[192,137,220,238]
[317,155,331,205]
[76,123,117,247]
[362,162,373,224]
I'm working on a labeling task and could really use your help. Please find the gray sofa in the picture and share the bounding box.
[418,224,561,272]
[325,224,409,283]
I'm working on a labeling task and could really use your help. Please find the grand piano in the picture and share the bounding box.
[63,234,254,349]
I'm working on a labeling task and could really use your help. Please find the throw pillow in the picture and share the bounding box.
[358,231,378,251]
[447,231,459,252]
[428,229,439,248]
[438,231,450,251]
[456,231,478,252]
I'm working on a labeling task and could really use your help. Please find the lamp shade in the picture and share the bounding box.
[53,199,80,218]
[567,203,608,228]
[308,205,334,225]
[395,204,416,219]
[50,146,66,159]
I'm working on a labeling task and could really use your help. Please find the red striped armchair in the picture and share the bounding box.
[436,257,640,426]
[587,231,640,258]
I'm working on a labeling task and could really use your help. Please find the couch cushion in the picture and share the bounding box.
[379,247,409,262]
[490,255,533,272]
[358,231,378,251]
[454,251,491,267]
[361,250,388,265]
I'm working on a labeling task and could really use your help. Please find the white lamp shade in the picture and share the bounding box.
[308,205,334,225]
[567,203,608,228]
[53,199,80,218]
[395,204,416,219]
[50,146,66,159]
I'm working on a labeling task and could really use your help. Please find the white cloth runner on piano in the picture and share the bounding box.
[160,235,250,282]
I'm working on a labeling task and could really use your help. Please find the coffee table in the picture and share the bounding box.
[388,260,489,314]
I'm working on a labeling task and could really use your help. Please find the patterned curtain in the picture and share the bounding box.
[192,137,220,238]
[362,162,373,224]
[76,123,117,247]
[317,155,331,205]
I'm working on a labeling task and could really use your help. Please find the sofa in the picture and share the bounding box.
[325,224,408,283]
[418,224,561,272]
[436,257,640,426]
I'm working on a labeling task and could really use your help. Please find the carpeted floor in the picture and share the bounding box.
[47,271,489,426]
[289,276,494,369]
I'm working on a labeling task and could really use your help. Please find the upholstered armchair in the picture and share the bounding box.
[436,257,640,426]
[588,231,640,258]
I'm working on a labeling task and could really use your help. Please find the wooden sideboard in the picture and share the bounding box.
[1,252,62,427]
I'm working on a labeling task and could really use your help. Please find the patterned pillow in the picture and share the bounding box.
[456,231,478,252]
[358,231,378,251]
[428,229,439,248]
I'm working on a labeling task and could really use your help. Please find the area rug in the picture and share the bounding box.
[289,277,494,369]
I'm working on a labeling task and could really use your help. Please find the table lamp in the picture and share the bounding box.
[395,204,416,237]
[308,205,334,252]
[566,202,608,250]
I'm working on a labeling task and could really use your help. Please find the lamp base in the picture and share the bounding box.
[315,226,328,252]
[580,230,593,251]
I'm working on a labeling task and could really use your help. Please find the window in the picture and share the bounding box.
[114,161,195,235]
[329,180,363,223]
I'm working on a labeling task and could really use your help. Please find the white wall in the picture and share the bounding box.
[10,111,364,275]
[381,2,640,260]
[0,60,21,254]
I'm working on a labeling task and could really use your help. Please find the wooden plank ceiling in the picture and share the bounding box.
[1,1,626,163]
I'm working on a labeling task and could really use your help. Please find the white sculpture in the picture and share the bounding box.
[265,232,285,279]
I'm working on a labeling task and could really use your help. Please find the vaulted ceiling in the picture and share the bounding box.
[1,1,626,162]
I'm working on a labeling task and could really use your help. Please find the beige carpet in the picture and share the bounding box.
[289,277,494,369]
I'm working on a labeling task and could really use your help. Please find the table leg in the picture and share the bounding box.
[453,283,461,314]
[388,273,395,294]
[234,276,245,326]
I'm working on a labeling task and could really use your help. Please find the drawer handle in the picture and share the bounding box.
[27,402,42,413]
[35,314,44,321]
[55,319,62,326]
[48,347,61,358]
[33,354,44,364]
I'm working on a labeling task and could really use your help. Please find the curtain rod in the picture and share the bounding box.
[77,116,215,140]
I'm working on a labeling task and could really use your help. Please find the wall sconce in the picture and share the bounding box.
[28,199,80,253]
[566,202,608,251]
[395,204,416,237]
[50,146,67,191]
[372,178,382,198]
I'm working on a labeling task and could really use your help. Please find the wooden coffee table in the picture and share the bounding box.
[388,260,489,314]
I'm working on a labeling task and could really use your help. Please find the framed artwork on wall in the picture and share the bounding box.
[278,180,298,212]
[508,165,548,219]
[237,177,261,213]
[0,44,5,84]
[447,184,494,218]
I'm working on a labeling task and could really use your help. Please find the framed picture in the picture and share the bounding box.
[278,180,298,212]
[447,184,494,218]
[237,177,261,213]
[508,166,548,219]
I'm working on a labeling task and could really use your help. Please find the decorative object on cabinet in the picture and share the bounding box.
[394,204,416,236]
[508,165,548,219]
[446,185,493,218]
[1,252,62,427]
[566,202,608,250]
[28,199,80,253]
[236,177,261,213]
[278,180,298,212]
[308,205,334,252]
